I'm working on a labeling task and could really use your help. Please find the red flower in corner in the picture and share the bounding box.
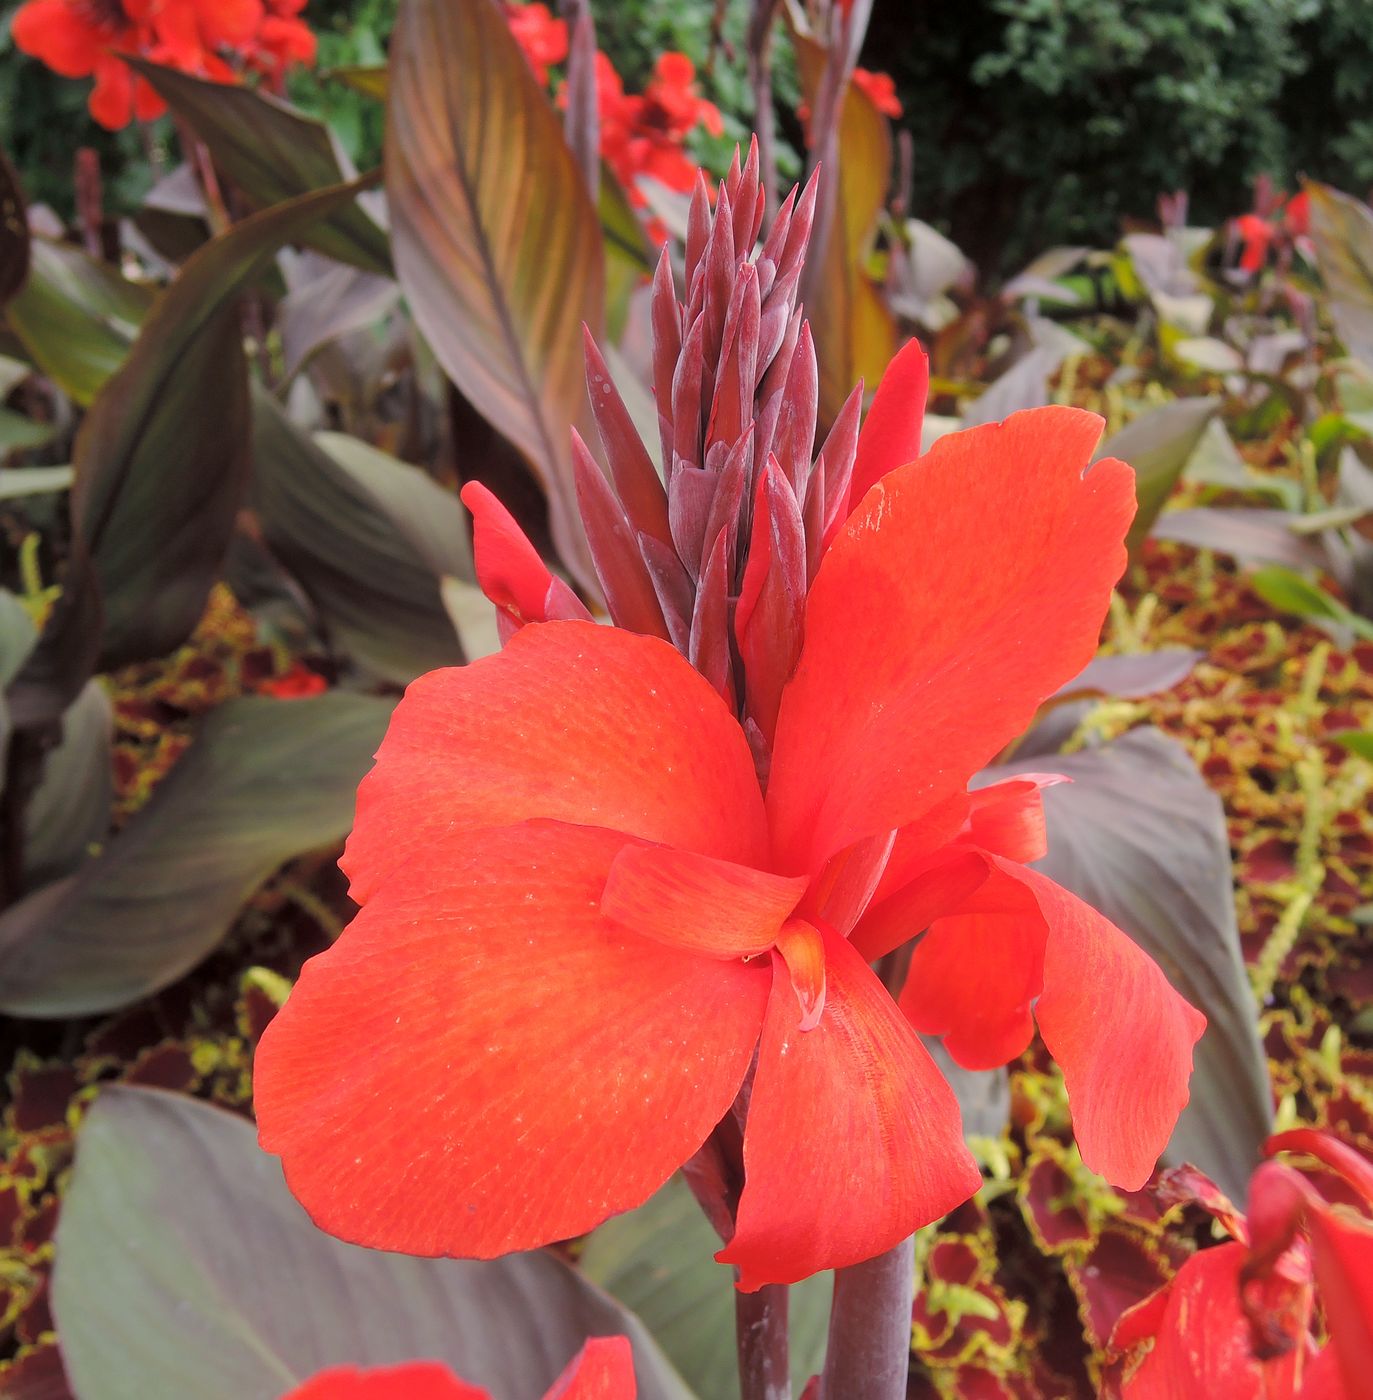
[255,340,1205,1289]
[285,1336,635,1400]
[1106,1130,1373,1398]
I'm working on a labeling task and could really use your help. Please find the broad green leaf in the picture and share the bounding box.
[5,239,151,405]
[1307,183,1373,371]
[1099,395,1219,558]
[278,260,398,380]
[1152,507,1330,571]
[0,465,74,498]
[0,693,393,1017]
[1331,729,1373,760]
[251,395,473,683]
[54,1087,695,1400]
[0,145,30,307]
[1250,565,1373,642]
[386,0,604,590]
[0,409,57,452]
[993,728,1272,1200]
[1183,417,1301,509]
[60,177,376,676]
[582,1175,831,1400]
[130,60,391,275]
[1054,648,1202,702]
[1173,337,1243,374]
[21,678,113,893]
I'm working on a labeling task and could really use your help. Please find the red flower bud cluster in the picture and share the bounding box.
[12,0,316,129]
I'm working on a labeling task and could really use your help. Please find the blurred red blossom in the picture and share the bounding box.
[1107,1130,1373,1398]
[11,0,315,129]
[255,662,327,699]
[851,66,901,118]
[284,1337,635,1400]
[596,52,722,208]
[503,1,568,86]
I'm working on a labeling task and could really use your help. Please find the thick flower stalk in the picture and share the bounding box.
[255,150,1205,1296]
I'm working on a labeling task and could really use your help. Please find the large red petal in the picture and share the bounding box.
[1017,863,1205,1190]
[846,338,928,511]
[718,926,980,1289]
[256,823,770,1258]
[343,621,768,903]
[11,0,103,74]
[285,1362,487,1400]
[899,859,1046,1071]
[602,844,806,958]
[1306,1207,1373,1398]
[1112,1244,1268,1399]
[767,408,1133,875]
[546,1336,637,1399]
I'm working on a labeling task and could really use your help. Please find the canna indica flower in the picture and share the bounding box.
[254,386,1204,1290]
[257,146,1203,1289]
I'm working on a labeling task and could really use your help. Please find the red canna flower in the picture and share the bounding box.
[597,51,723,207]
[1106,1130,1373,1399]
[11,0,313,128]
[255,661,328,699]
[851,67,902,119]
[504,1,569,87]
[284,1336,634,1400]
[254,152,1203,1292]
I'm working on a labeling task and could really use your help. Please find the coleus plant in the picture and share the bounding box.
[254,143,1207,1397]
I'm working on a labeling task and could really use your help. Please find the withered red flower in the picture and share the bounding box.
[283,1336,634,1400]
[1107,1130,1373,1398]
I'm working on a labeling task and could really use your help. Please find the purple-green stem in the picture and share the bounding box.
[818,1235,915,1400]
[736,1283,790,1400]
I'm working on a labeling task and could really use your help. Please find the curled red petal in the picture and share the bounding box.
[899,857,1045,1070]
[342,621,770,903]
[257,823,771,1258]
[775,918,826,1030]
[718,926,980,1288]
[966,775,1065,864]
[602,844,806,959]
[460,481,592,639]
[847,338,929,512]
[1017,861,1206,1190]
[768,407,1133,877]
[849,845,991,962]
[1265,1129,1373,1209]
